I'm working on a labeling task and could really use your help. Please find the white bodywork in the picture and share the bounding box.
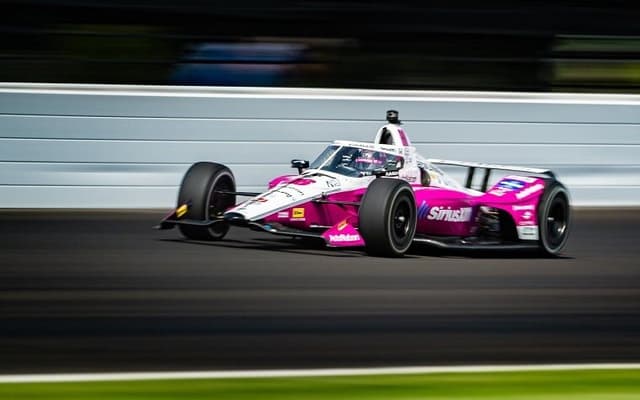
[227,171,366,221]
[225,120,551,222]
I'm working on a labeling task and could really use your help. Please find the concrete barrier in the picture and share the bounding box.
[1,83,639,207]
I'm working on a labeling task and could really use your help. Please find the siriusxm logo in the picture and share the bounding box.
[498,179,525,190]
[427,206,473,222]
[417,200,430,220]
[418,201,472,222]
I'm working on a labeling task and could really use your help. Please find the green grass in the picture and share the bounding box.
[1,370,639,400]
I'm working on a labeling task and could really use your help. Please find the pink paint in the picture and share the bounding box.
[480,177,548,227]
[290,178,316,185]
[413,187,476,236]
[263,174,547,242]
[482,177,546,204]
[268,175,318,188]
[268,174,297,188]
[481,178,545,225]
[397,128,410,146]
[322,219,365,247]
[509,203,538,227]
[263,188,364,230]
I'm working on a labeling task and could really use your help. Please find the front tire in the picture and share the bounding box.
[538,181,571,255]
[358,178,417,257]
[177,162,236,240]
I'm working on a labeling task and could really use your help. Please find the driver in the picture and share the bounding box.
[353,149,385,172]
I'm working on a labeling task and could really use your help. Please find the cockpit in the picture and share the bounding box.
[309,145,403,178]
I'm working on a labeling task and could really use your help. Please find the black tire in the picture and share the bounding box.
[177,162,236,241]
[358,178,417,257]
[538,181,571,255]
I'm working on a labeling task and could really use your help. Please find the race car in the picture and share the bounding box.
[156,110,570,257]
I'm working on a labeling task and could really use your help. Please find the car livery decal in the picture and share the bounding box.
[515,183,544,200]
[176,204,188,218]
[322,219,365,247]
[427,206,473,222]
[417,200,430,220]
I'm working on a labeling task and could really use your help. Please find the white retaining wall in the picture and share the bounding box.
[1,83,639,207]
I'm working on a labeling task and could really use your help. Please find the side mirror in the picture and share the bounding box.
[291,159,309,174]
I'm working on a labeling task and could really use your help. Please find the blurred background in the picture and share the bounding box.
[2,3,640,396]
[2,0,640,92]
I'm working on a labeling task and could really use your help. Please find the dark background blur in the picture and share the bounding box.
[2,0,640,92]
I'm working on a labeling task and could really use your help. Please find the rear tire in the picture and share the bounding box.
[359,178,417,257]
[177,162,236,241]
[538,181,571,255]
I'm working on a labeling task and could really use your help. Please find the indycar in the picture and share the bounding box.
[156,110,570,257]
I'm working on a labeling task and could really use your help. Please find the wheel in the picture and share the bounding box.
[358,178,417,257]
[538,181,571,255]
[177,162,236,240]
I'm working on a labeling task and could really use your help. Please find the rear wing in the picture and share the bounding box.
[426,159,555,192]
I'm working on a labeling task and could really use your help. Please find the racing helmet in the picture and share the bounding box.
[353,149,384,171]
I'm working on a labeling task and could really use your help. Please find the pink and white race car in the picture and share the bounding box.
[157,111,570,257]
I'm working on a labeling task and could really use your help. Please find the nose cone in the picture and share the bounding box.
[225,174,340,221]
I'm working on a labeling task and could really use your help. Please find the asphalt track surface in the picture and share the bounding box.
[1,209,639,373]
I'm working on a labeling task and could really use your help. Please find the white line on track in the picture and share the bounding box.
[1,364,639,383]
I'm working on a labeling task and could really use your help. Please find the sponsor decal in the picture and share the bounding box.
[277,211,288,219]
[498,179,525,190]
[176,204,188,218]
[271,188,293,198]
[427,206,473,222]
[283,186,305,196]
[515,183,544,200]
[325,179,340,188]
[292,208,305,220]
[354,158,384,164]
[512,204,535,211]
[266,186,306,199]
[398,148,412,164]
[400,172,417,183]
[328,233,361,243]
[248,197,268,204]
[517,225,539,240]
[340,141,376,150]
[322,220,365,246]
[417,200,430,220]
[522,211,532,220]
